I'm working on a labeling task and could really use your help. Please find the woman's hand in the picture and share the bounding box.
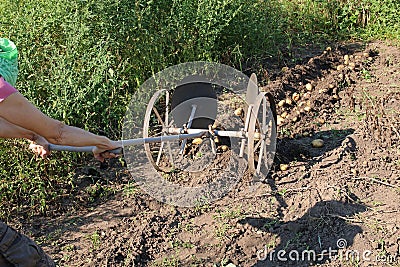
[92,139,121,162]
[28,135,50,158]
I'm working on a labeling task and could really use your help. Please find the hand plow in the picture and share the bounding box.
[49,73,277,177]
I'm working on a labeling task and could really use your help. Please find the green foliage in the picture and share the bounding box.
[0,140,76,219]
[0,0,399,217]
[320,0,400,40]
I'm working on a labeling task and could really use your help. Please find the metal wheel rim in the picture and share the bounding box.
[247,92,277,175]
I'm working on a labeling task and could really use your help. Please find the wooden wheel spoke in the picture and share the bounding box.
[254,140,262,151]
[144,89,175,172]
[167,119,174,128]
[165,91,170,127]
[152,107,165,128]
[156,141,165,165]
[248,93,272,174]
[256,139,266,174]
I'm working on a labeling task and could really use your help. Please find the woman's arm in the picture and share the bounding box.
[0,92,120,161]
[0,116,50,158]
[0,92,115,149]
[0,116,40,140]
[0,115,118,161]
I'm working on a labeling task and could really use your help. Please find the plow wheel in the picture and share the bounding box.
[143,82,218,173]
[143,89,176,172]
[247,92,277,176]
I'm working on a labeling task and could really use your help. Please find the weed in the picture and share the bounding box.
[155,256,180,267]
[194,196,211,214]
[279,128,292,137]
[263,219,281,230]
[266,239,277,250]
[282,232,303,250]
[366,219,385,232]
[278,189,288,197]
[361,68,372,80]
[178,220,195,233]
[213,207,243,220]
[385,55,394,66]
[62,244,75,252]
[123,181,139,198]
[170,239,195,250]
[372,201,384,206]
[215,223,232,239]
[87,231,101,251]
[61,254,71,263]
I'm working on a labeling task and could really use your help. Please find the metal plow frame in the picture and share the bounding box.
[48,73,277,177]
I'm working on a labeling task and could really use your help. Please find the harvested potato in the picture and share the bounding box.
[192,138,203,145]
[311,139,324,148]
[292,93,300,102]
[219,145,229,152]
[212,120,221,129]
[278,99,286,107]
[234,107,244,117]
[337,65,345,71]
[280,164,289,171]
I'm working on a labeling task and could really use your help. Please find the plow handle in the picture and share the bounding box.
[48,144,123,154]
[48,131,207,154]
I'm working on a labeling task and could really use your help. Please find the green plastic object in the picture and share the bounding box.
[0,38,18,61]
[0,38,19,86]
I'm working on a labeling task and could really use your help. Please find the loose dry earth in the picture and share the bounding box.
[10,41,400,266]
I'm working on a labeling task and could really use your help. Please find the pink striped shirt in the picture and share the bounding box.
[0,77,18,102]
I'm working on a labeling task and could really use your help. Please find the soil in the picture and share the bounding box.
[9,41,400,266]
